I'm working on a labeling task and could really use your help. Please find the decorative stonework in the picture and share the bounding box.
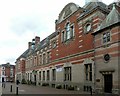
[103,54,110,62]
[57,3,79,23]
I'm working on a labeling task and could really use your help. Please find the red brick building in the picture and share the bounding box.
[15,1,120,94]
[0,63,15,82]
[15,58,26,82]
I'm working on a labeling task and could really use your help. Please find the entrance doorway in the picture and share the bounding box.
[104,74,112,93]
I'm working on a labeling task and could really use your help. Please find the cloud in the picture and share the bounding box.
[10,16,42,35]
[0,0,114,64]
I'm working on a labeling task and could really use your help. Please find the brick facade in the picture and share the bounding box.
[0,63,15,82]
[15,1,120,95]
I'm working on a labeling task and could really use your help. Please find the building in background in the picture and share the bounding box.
[15,1,120,95]
[0,63,15,82]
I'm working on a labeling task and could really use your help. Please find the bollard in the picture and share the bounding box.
[16,87,18,95]
[2,83,5,88]
[4,83,5,88]
[10,85,12,92]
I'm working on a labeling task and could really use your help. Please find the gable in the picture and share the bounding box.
[57,3,79,23]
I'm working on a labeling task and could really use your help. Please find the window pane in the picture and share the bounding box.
[40,55,42,64]
[107,32,110,42]
[39,71,41,80]
[43,71,45,80]
[103,32,110,43]
[47,52,50,63]
[52,69,56,80]
[43,54,46,64]
[62,31,65,42]
[64,67,71,81]
[85,64,92,81]
[71,25,74,37]
[47,70,49,80]
[66,23,71,40]
[90,72,92,81]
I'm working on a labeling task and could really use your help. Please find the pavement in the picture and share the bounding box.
[1,82,119,96]
[1,82,91,95]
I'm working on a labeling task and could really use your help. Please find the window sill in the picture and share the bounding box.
[62,37,75,44]
[102,42,111,48]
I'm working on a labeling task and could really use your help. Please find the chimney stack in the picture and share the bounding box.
[28,42,32,49]
[28,36,40,49]
[35,36,40,46]
[31,39,35,49]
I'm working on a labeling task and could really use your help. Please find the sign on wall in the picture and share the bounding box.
[56,65,63,72]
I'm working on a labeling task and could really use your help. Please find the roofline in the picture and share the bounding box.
[56,7,83,24]
[17,31,59,58]
[77,6,109,22]
[92,21,120,35]
[0,63,15,67]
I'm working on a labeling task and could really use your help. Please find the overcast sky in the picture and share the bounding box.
[0,0,115,64]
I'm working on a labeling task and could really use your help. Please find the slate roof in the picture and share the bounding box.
[83,1,107,10]
[92,4,120,35]
[16,31,59,60]
[78,2,109,20]
[36,31,58,51]
[99,4,120,30]
[0,63,15,67]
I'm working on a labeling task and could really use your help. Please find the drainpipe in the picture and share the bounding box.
[93,34,96,94]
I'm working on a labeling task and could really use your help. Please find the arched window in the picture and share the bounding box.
[61,22,75,43]
[84,23,91,33]
[66,23,71,40]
